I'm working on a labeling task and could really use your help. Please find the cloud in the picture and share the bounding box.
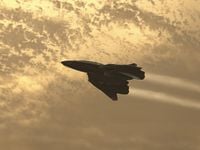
[0,0,200,150]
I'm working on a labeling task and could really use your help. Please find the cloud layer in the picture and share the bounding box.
[0,0,200,150]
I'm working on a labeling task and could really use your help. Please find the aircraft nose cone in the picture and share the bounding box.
[61,61,73,67]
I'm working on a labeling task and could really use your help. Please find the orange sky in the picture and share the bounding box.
[0,0,200,149]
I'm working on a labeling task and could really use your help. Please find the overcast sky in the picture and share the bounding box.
[0,0,200,150]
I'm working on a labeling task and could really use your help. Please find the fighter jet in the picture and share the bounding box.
[61,60,145,100]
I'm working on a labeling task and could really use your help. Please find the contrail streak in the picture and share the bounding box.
[130,89,200,110]
[146,73,200,93]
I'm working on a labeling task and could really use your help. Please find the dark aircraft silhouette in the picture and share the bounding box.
[61,60,145,100]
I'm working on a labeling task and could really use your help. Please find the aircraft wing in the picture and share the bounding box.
[87,73,129,101]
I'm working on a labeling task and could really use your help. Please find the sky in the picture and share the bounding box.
[0,0,200,150]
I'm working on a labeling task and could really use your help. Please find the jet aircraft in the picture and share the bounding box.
[61,60,145,100]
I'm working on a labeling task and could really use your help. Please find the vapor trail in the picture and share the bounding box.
[130,89,200,110]
[146,73,200,93]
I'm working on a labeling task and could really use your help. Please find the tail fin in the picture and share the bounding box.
[133,66,145,80]
[129,63,137,67]
[121,66,145,80]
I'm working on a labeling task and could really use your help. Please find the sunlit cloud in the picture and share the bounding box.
[0,0,200,149]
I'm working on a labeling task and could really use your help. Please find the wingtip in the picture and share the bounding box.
[111,95,118,101]
[141,71,145,80]
[140,71,145,80]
